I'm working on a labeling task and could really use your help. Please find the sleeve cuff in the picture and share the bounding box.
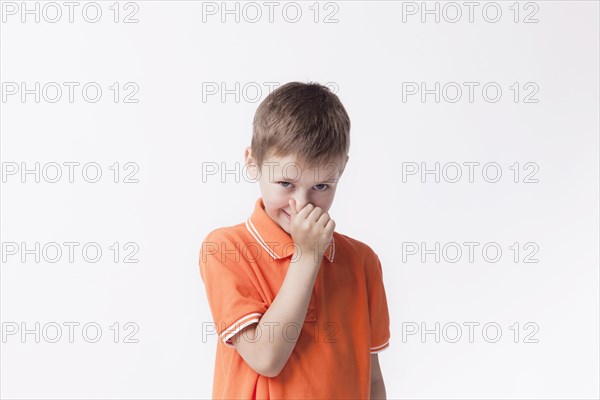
[370,339,390,354]
[220,312,263,348]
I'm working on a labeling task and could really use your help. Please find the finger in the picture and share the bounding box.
[297,203,315,219]
[325,218,336,233]
[289,199,297,215]
[317,211,331,226]
[308,206,324,222]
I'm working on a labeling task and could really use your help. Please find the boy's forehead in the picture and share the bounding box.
[264,155,342,171]
[262,154,344,181]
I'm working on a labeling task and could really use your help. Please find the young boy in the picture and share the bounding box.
[199,82,391,399]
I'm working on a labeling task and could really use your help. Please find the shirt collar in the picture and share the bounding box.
[245,197,336,263]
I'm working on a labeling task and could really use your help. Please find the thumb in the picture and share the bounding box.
[289,199,297,215]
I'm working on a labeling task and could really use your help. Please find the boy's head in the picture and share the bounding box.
[244,81,351,234]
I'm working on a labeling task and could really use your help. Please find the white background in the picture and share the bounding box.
[1,1,599,399]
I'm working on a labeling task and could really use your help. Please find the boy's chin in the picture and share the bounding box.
[275,216,292,234]
[279,221,291,234]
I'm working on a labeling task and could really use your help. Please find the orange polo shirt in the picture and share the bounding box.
[199,197,391,399]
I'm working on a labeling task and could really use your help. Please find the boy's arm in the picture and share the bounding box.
[232,252,321,378]
[370,353,387,399]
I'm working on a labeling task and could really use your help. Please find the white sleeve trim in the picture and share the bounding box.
[220,312,263,348]
[370,339,390,354]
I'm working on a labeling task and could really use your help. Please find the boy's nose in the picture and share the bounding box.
[291,196,310,212]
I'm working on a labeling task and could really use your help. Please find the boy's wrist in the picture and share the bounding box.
[292,241,328,263]
[292,249,323,269]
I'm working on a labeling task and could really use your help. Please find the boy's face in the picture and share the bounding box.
[244,147,348,235]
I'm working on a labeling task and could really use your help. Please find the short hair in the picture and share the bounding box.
[251,81,350,171]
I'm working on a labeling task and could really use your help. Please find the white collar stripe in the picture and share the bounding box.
[245,218,280,259]
[330,238,336,260]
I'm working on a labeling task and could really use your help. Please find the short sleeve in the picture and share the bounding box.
[199,230,268,348]
[367,252,391,354]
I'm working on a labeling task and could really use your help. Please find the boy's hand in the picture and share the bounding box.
[288,198,335,261]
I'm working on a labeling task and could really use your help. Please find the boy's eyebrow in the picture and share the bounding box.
[274,176,338,184]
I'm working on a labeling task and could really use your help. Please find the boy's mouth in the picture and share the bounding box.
[282,210,291,220]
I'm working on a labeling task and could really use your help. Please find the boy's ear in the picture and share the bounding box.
[244,146,259,180]
[339,155,349,175]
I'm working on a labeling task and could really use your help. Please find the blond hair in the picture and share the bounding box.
[251,82,350,170]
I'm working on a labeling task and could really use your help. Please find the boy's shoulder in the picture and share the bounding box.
[332,231,380,261]
[201,222,248,244]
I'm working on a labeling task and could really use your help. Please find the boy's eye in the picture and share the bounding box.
[277,181,329,191]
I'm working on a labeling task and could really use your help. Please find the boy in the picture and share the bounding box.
[199,82,391,399]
